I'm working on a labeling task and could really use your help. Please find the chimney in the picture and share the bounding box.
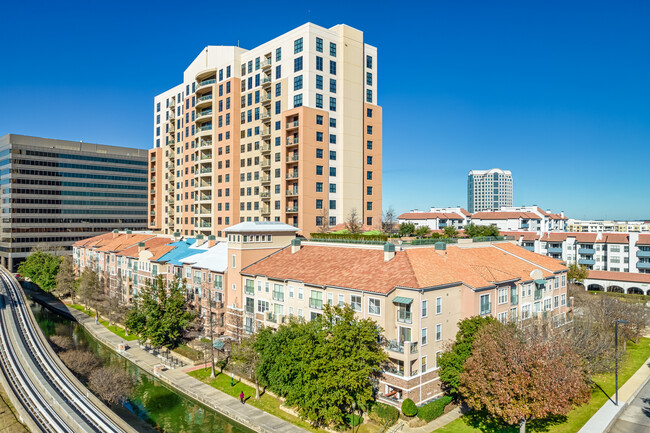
[138,241,146,253]
[208,235,216,247]
[125,229,132,239]
[384,242,396,261]
[291,238,302,254]
[112,229,119,239]
[173,232,181,242]
[196,234,205,246]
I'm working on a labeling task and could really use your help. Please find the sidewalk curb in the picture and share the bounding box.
[604,355,650,433]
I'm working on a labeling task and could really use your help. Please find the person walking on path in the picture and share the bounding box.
[240,391,245,404]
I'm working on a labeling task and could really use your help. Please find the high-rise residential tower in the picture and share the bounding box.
[0,134,149,271]
[467,168,513,213]
[150,23,382,237]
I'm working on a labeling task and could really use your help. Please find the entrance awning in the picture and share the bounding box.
[393,296,413,305]
[534,279,546,285]
[213,339,225,350]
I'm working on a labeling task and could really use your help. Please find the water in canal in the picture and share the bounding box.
[28,298,253,433]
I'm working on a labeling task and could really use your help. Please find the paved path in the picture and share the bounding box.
[27,289,308,433]
[610,373,650,433]
[402,405,467,433]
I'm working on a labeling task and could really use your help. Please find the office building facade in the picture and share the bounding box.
[149,23,382,238]
[0,134,149,270]
[467,168,513,213]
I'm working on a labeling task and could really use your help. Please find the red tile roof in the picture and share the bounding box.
[73,232,115,248]
[242,243,566,294]
[95,234,155,253]
[587,270,650,285]
[603,234,629,244]
[501,231,540,241]
[637,235,650,246]
[471,211,542,220]
[118,237,174,259]
[398,212,464,220]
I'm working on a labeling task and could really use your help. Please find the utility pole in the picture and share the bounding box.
[209,287,215,378]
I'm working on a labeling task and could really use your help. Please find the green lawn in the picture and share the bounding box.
[434,337,650,433]
[69,304,138,341]
[188,367,380,433]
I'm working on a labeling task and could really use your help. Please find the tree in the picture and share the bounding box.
[88,366,135,406]
[568,263,589,283]
[17,251,61,292]
[442,226,459,238]
[125,276,196,348]
[231,335,262,398]
[77,267,100,312]
[438,316,498,398]
[414,226,430,238]
[317,207,330,233]
[464,223,500,238]
[48,335,74,353]
[399,222,415,237]
[382,207,396,235]
[54,255,77,301]
[401,398,418,417]
[60,350,102,379]
[255,305,388,428]
[459,323,590,433]
[345,208,362,234]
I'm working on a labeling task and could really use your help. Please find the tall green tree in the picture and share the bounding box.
[231,335,262,398]
[255,305,387,428]
[442,226,459,238]
[464,223,500,238]
[399,222,415,237]
[77,267,100,312]
[55,255,77,300]
[438,316,498,398]
[126,276,195,348]
[414,226,430,238]
[17,251,61,292]
[568,263,589,283]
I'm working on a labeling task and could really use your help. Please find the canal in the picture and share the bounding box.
[28,297,253,433]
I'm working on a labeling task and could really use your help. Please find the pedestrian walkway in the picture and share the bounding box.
[400,405,466,433]
[578,355,650,433]
[25,290,308,433]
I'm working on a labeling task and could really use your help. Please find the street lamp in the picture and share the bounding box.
[615,319,628,406]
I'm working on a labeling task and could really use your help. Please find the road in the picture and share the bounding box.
[0,267,128,433]
[610,373,650,433]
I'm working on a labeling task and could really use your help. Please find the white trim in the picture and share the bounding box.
[368,296,381,316]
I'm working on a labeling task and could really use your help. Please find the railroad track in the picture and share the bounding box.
[0,267,127,433]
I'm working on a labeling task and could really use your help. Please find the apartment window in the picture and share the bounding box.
[329,167,336,176]
[329,200,336,210]
[369,298,381,315]
[329,97,336,111]
[316,165,323,175]
[316,132,323,142]
[366,55,373,69]
[316,199,323,209]
[330,42,336,56]
[330,79,336,93]
[351,295,361,311]
[316,93,323,108]
[329,150,336,160]
[422,300,428,317]
[293,94,303,108]
[316,115,323,125]
[316,75,323,90]
[275,83,281,97]
[480,294,491,315]
[231,254,236,268]
[294,75,303,90]
[294,37,303,53]
[366,72,373,86]
[421,328,428,345]
[367,108,373,118]
[498,287,508,304]
[316,37,323,52]
[435,297,442,314]
[275,65,281,79]
[366,171,372,180]
[366,89,373,103]
[367,156,373,165]
[316,182,323,192]
[275,47,281,61]
[366,186,372,195]
[367,125,373,134]
[329,183,337,193]
[275,100,281,114]
[330,60,337,75]
[330,134,336,144]
[294,56,303,72]
[338,294,344,307]
[316,148,323,158]
[367,140,373,150]
[316,56,323,71]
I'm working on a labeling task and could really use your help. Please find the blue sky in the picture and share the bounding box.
[1,1,648,220]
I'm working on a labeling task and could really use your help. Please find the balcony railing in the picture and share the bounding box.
[261,143,271,152]
[272,291,284,302]
[197,124,213,132]
[579,247,596,255]
[260,59,272,68]
[261,77,272,85]
[309,298,323,310]
[286,172,299,179]
[261,175,271,183]
[260,160,271,168]
[637,262,650,270]
[261,111,271,120]
[197,78,216,88]
[385,340,404,354]
[286,154,299,162]
[260,191,270,198]
[579,258,595,266]
[286,189,298,196]
[260,93,271,103]
[286,206,298,213]
[636,250,650,258]
[286,120,299,129]
[548,247,563,254]
[397,309,412,324]
[197,94,212,102]
[286,137,299,145]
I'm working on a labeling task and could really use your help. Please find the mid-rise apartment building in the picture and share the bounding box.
[0,134,148,270]
[73,225,569,408]
[397,207,470,230]
[467,168,513,213]
[150,23,382,238]
[566,219,650,233]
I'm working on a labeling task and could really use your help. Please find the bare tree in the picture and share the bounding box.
[60,350,102,379]
[231,336,262,399]
[317,207,330,233]
[48,335,74,353]
[54,255,77,301]
[382,206,396,235]
[88,366,135,406]
[345,208,362,234]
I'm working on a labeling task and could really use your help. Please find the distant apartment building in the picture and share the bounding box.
[566,219,650,233]
[397,207,470,230]
[504,232,650,274]
[467,168,513,213]
[0,134,148,270]
[74,225,569,407]
[150,23,382,239]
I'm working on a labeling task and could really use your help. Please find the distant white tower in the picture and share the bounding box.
[467,168,513,213]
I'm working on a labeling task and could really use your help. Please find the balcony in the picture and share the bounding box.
[200,153,213,160]
[521,223,529,229]
[397,309,412,324]
[286,206,298,213]
[199,167,212,175]
[286,120,299,130]
[195,94,213,109]
[195,110,213,122]
[261,58,272,69]
[261,206,270,215]
[637,262,650,270]
[260,111,271,121]
[260,128,271,138]
[260,93,272,104]
[309,298,323,310]
[385,340,404,354]
[261,76,272,86]
[199,139,212,147]
[548,247,563,254]
[286,189,298,197]
[260,191,270,199]
[579,258,595,266]
[524,245,534,252]
[637,250,650,258]
[534,289,543,301]
[197,78,216,90]
[260,160,271,169]
[261,175,270,184]
[480,302,491,316]
[579,248,596,255]
[286,154,299,163]
[260,143,271,153]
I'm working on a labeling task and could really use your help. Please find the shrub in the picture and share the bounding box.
[401,398,418,417]
[417,396,453,422]
[369,402,399,426]
[310,232,388,242]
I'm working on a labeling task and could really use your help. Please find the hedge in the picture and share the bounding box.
[417,396,453,422]
[310,232,388,242]
[401,398,418,417]
[368,402,399,426]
